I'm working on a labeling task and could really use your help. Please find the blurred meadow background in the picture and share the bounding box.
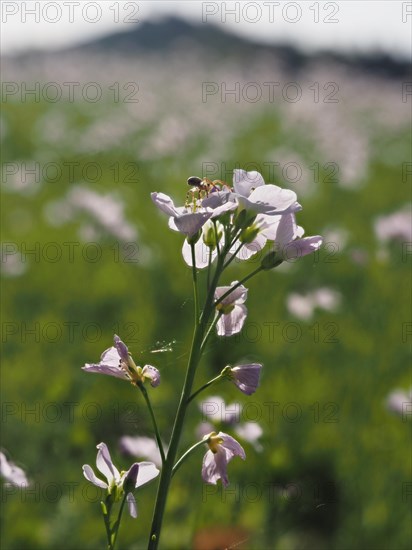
[1,5,411,550]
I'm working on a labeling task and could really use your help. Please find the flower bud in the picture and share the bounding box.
[261,251,283,270]
[239,225,260,244]
[233,209,257,230]
[203,221,222,249]
[186,229,201,245]
[123,463,140,493]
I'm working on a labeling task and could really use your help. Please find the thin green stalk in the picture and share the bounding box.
[111,494,128,550]
[138,383,166,465]
[101,499,113,550]
[199,311,222,353]
[206,247,212,291]
[147,249,227,549]
[172,439,206,477]
[191,241,199,324]
[223,241,244,270]
[187,373,224,405]
[213,265,264,308]
[213,220,221,260]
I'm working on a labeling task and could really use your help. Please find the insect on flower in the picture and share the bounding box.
[186,176,228,197]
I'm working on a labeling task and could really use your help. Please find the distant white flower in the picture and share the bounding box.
[199,395,241,424]
[374,206,412,243]
[386,388,412,418]
[287,288,341,320]
[0,451,30,488]
[234,422,263,452]
[45,186,137,242]
[119,436,164,468]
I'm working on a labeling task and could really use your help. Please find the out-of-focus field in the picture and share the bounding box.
[1,32,411,549]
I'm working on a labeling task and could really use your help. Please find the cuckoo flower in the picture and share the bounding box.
[214,282,248,336]
[202,432,245,487]
[231,169,298,216]
[82,442,159,518]
[82,334,160,387]
[260,212,323,262]
[151,187,236,238]
[225,363,263,395]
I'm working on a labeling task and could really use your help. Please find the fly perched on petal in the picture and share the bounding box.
[82,442,159,518]
[82,335,160,388]
[214,282,248,336]
[201,432,245,487]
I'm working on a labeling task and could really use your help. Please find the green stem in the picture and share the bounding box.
[101,498,113,550]
[223,241,244,270]
[213,220,221,260]
[138,383,166,466]
[190,241,199,324]
[213,265,263,308]
[172,439,206,477]
[187,374,224,405]
[206,247,212,291]
[199,311,222,353]
[147,249,227,549]
[111,494,128,550]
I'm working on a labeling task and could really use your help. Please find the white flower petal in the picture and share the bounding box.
[96,442,120,484]
[82,464,108,489]
[233,169,265,197]
[99,346,121,366]
[127,492,138,518]
[135,462,160,488]
[151,192,179,217]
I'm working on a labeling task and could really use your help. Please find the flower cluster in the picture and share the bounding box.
[81,168,323,549]
[152,169,323,269]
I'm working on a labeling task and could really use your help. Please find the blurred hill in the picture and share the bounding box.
[4,16,411,79]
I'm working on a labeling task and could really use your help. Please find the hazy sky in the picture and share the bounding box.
[1,1,411,58]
